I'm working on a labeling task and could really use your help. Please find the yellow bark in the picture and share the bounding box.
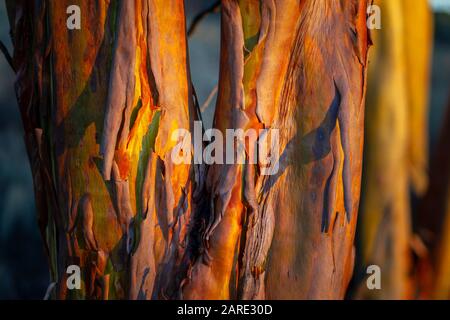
[356,0,432,299]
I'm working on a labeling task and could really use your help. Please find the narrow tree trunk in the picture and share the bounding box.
[416,98,450,299]
[184,0,370,299]
[6,0,370,300]
[7,0,198,299]
[355,0,432,299]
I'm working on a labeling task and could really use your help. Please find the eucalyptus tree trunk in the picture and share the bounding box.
[6,0,370,299]
[416,98,450,299]
[355,0,433,299]
[7,0,198,299]
[185,0,371,300]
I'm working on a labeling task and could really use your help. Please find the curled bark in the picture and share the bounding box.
[7,0,371,300]
[184,0,370,299]
[7,0,198,299]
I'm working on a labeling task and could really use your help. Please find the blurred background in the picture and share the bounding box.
[0,0,448,299]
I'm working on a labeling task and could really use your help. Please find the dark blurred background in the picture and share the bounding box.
[0,1,448,299]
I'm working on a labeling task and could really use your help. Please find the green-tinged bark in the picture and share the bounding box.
[185,0,370,299]
[7,0,199,299]
[6,0,370,299]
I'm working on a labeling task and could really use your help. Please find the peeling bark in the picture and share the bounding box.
[184,0,370,300]
[7,0,198,300]
[7,0,370,300]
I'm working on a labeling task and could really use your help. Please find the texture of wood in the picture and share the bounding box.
[7,0,198,299]
[6,0,371,299]
[185,0,370,299]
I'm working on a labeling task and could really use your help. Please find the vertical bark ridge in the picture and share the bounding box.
[7,0,371,300]
[7,0,198,300]
[355,0,432,299]
[184,0,370,300]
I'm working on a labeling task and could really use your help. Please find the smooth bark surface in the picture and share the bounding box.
[355,0,432,299]
[417,98,450,299]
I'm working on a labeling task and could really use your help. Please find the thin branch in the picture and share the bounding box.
[0,40,15,72]
[188,1,220,37]
[200,85,218,112]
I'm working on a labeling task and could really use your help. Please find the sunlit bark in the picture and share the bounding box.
[355,0,432,299]
[6,0,199,299]
[6,0,370,299]
[185,0,370,299]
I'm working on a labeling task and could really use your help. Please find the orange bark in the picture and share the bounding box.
[185,0,370,299]
[6,0,371,299]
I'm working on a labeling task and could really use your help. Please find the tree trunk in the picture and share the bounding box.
[354,0,432,299]
[7,0,198,299]
[416,97,450,299]
[6,0,370,299]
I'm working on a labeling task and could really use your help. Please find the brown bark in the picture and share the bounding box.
[6,0,370,299]
[7,0,200,299]
[184,0,370,300]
